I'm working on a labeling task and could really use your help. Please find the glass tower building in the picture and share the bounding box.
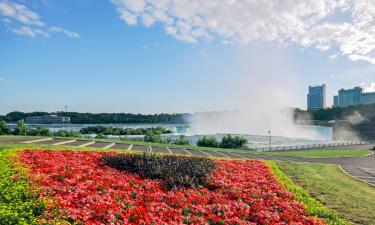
[334,86,375,107]
[307,84,326,111]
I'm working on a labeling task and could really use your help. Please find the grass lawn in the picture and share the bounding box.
[258,148,372,158]
[277,162,375,225]
[0,135,256,154]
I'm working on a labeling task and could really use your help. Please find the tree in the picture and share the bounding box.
[0,120,10,135]
[220,135,248,149]
[173,135,190,145]
[15,119,28,136]
[196,136,219,148]
[38,127,50,136]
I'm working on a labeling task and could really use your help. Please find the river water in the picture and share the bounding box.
[8,123,335,148]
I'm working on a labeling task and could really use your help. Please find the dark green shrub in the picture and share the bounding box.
[0,120,10,135]
[96,134,107,139]
[144,133,163,143]
[196,136,219,148]
[220,135,248,149]
[173,135,190,145]
[101,154,217,190]
[14,120,27,136]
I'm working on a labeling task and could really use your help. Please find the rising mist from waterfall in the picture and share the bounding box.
[188,45,327,140]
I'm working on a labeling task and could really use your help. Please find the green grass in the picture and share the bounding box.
[258,148,372,158]
[276,162,375,225]
[0,135,256,154]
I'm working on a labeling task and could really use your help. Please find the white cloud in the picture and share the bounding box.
[0,76,14,84]
[361,83,375,93]
[111,0,375,64]
[0,0,79,38]
[49,26,80,38]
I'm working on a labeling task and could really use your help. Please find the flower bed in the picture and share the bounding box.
[19,150,325,224]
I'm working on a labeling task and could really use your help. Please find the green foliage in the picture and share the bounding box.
[95,134,107,139]
[25,127,51,137]
[4,111,190,124]
[220,135,248,149]
[173,135,190,145]
[14,120,27,136]
[144,132,163,143]
[0,120,10,135]
[197,136,219,148]
[102,153,217,190]
[0,149,45,224]
[294,103,375,121]
[259,148,371,158]
[53,130,80,138]
[80,126,173,136]
[268,161,349,225]
[197,135,248,149]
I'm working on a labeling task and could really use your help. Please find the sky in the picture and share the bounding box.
[1,0,375,115]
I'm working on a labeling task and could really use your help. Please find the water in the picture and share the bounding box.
[8,123,334,148]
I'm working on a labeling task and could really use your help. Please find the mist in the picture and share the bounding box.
[188,45,327,140]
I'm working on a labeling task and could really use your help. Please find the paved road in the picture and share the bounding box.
[1,137,374,186]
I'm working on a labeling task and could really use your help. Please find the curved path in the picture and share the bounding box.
[1,137,374,186]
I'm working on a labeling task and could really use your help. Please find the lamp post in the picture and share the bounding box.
[268,130,271,151]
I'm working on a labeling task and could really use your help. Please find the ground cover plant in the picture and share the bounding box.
[17,149,326,224]
[102,154,216,189]
[0,147,45,225]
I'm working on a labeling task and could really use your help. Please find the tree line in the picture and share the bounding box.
[80,126,173,136]
[294,103,375,121]
[0,111,191,124]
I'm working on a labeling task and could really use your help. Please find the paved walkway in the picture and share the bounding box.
[1,137,374,186]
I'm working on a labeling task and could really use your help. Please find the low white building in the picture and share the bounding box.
[25,115,70,124]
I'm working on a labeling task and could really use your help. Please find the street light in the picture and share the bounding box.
[268,130,271,151]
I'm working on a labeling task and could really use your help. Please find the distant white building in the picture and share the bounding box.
[25,115,70,124]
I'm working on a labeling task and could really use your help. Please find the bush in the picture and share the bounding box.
[0,121,10,135]
[196,136,219,148]
[95,134,107,139]
[173,135,190,145]
[101,154,217,190]
[144,133,163,143]
[220,135,248,149]
[53,130,80,138]
[14,120,27,136]
[196,135,248,149]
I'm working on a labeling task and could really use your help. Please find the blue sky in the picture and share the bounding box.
[1,0,375,115]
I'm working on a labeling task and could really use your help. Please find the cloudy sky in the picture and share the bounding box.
[1,0,375,114]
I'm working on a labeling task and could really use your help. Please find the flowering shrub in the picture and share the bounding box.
[101,153,217,189]
[19,150,326,224]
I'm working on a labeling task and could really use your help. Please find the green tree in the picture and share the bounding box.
[220,135,248,149]
[173,135,190,145]
[15,119,28,136]
[144,132,163,143]
[38,127,50,136]
[196,136,219,148]
[0,120,10,135]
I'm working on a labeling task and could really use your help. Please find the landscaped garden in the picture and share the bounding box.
[0,143,350,225]
[277,162,375,225]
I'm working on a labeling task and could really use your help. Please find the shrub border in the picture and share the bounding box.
[267,161,350,225]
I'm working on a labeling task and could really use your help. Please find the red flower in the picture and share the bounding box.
[19,150,326,225]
